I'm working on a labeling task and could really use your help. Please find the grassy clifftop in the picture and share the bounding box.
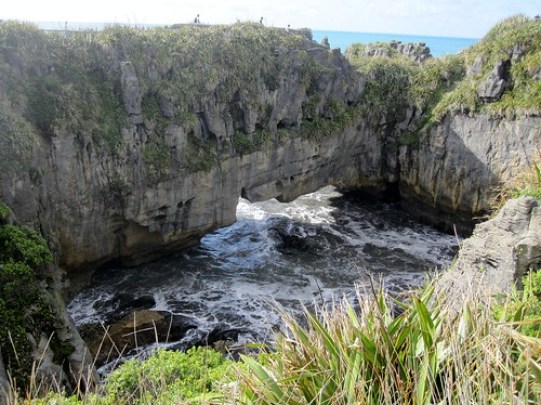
[0,21,360,181]
[345,14,541,124]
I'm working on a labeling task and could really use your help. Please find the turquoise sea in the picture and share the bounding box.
[312,30,479,57]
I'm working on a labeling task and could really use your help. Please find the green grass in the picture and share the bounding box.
[237,279,541,404]
[345,15,541,127]
[25,347,238,405]
[513,162,541,200]
[5,271,541,404]
[433,14,541,119]
[493,159,541,207]
[0,20,334,174]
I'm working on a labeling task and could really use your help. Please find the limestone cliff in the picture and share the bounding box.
[1,17,541,274]
[437,196,541,298]
[0,22,379,275]
[347,14,541,232]
[1,16,541,392]
[399,113,541,233]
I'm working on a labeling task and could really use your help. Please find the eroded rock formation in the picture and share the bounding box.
[0,22,539,277]
[399,114,541,233]
[437,197,541,297]
[1,18,541,392]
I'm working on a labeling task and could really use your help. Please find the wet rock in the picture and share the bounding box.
[206,326,240,344]
[79,310,197,365]
[276,233,308,252]
[110,294,156,319]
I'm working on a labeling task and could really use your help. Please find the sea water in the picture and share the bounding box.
[312,30,478,56]
[68,187,459,349]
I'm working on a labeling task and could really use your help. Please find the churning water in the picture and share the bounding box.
[68,186,458,348]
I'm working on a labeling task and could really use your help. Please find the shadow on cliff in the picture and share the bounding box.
[395,119,502,236]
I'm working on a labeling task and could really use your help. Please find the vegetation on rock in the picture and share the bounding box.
[1,14,541,404]
[11,275,541,404]
[433,14,541,119]
[346,14,541,130]
[0,202,66,392]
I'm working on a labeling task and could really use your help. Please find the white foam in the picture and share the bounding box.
[68,185,457,347]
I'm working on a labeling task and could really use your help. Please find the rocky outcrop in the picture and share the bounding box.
[80,310,197,365]
[398,114,541,233]
[0,22,539,275]
[1,22,540,275]
[364,41,431,63]
[2,19,541,396]
[0,24,383,277]
[477,60,509,102]
[437,197,541,297]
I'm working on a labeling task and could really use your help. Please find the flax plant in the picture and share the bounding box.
[237,281,541,404]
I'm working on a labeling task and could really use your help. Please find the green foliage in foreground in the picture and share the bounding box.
[15,272,541,404]
[29,347,238,405]
[237,280,541,404]
[0,203,55,389]
[103,347,236,404]
[495,270,541,337]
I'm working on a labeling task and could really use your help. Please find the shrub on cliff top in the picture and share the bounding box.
[0,21,336,169]
[346,42,465,124]
[346,15,541,123]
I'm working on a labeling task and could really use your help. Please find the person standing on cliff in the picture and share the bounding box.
[194,14,200,24]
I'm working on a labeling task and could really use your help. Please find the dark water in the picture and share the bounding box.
[68,186,458,350]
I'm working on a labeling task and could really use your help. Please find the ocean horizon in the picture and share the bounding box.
[33,21,478,58]
[312,30,479,57]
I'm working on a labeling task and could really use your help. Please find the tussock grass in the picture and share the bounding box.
[3,273,541,404]
[346,14,541,126]
[492,156,541,210]
[237,280,541,404]
[434,14,541,119]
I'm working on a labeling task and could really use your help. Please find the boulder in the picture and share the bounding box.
[79,310,197,365]
[437,197,541,299]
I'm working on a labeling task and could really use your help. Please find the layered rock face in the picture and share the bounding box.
[437,197,541,297]
[399,114,541,233]
[1,22,540,275]
[0,24,386,275]
[363,41,431,64]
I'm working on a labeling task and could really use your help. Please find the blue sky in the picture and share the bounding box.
[2,0,541,38]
